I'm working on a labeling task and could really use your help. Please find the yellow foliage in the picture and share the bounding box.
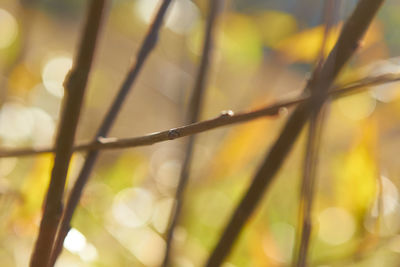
[336,91,376,121]
[275,21,382,63]
[254,10,298,47]
[249,226,280,267]
[8,63,39,94]
[333,120,378,216]
[12,154,83,234]
[276,24,339,62]
[207,101,279,179]
[12,154,52,234]
[362,21,383,48]
[218,13,263,67]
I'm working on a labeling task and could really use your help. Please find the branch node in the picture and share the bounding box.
[278,107,289,116]
[220,110,234,118]
[167,129,180,140]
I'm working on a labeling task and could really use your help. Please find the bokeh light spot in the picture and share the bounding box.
[108,226,165,267]
[336,92,376,121]
[112,187,154,228]
[366,59,400,102]
[263,222,295,263]
[152,197,175,233]
[64,228,87,253]
[135,0,199,34]
[79,243,98,262]
[318,207,355,245]
[29,107,55,147]
[155,160,182,189]
[0,102,34,142]
[372,176,399,217]
[0,9,18,49]
[42,56,73,98]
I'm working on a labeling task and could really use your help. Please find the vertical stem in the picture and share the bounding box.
[295,109,326,267]
[49,1,173,265]
[294,1,337,266]
[161,1,223,266]
[29,1,107,267]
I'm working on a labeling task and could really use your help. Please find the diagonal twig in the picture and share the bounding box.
[205,0,385,266]
[0,73,398,159]
[48,1,173,265]
[29,1,108,267]
[162,0,222,266]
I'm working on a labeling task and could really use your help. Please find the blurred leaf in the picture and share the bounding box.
[248,225,280,267]
[207,109,276,180]
[253,10,297,48]
[275,23,340,63]
[189,12,263,69]
[333,120,378,217]
[275,20,382,63]
[335,91,376,121]
[99,153,147,194]
[218,13,263,68]
[8,63,39,95]
[12,155,52,235]
[0,33,22,68]
[110,1,146,36]
[363,21,384,48]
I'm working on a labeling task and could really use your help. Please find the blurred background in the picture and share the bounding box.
[1,0,400,266]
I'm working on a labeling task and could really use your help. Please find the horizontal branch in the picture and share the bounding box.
[0,73,399,159]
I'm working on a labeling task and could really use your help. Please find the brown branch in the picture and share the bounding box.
[205,0,385,266]
[48,1,173,265]
[295,1,337,265]
[29,1,107,267]
[295,109,326,267]
[162,0,222,266]
[0,73,398,159]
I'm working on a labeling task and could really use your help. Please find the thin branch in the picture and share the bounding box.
[0,73,398,159]
[205,0,385,266]
[162,0,222,266]
[29,1,107,267]
[295,1,337,266]
[295,110,326,267]
[48,0,173,265]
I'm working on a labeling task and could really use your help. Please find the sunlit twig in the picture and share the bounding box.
[295,1,338,266]
[162,0,222,266]
[0,73,398,159]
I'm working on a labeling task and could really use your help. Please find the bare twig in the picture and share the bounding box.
[48,1,173,265]
[295,110,327,267]
[29,1,107,267]
[295,1,337,266]
[205,1,385,266]
[0,73,398,159]
[162,0,222,266]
